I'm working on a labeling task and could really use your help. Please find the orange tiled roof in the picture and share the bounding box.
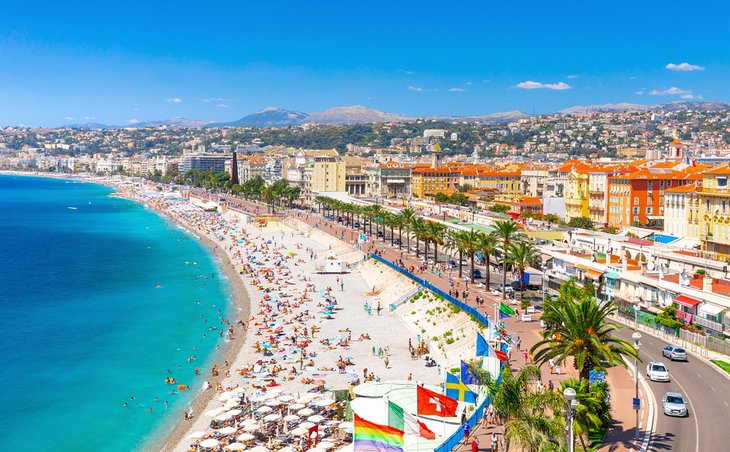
[703,164,730,175]
[665,183,699,193]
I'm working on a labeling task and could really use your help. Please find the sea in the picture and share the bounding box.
[0,175,231,451]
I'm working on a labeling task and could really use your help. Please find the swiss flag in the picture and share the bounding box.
[417,385,458,417]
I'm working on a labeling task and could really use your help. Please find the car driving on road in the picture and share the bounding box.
[662,392,688,417]
[662,345,688,361]
[646,361,670,382]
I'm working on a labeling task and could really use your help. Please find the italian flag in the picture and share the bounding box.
[388,401,436,440]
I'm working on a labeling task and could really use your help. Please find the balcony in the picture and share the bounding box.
[702,187,730,197]
[693,316,725,332]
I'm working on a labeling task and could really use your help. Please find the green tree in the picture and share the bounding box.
[543,213,562,224]
[489,203,510,214]
[560,378,612,451]
[493,220,522,298]
[477,232,499,288]
[568,216,595,230]
[433,192,450,203]
[507,241,540,291]
[530,283,640,381]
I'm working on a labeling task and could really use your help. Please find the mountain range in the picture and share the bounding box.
[65,101,730,129]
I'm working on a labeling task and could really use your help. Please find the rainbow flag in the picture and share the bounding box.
[354,413,404,452]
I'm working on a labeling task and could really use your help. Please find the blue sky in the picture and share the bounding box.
[0,0,728,126]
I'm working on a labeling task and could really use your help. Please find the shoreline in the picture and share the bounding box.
[0,171,253,452]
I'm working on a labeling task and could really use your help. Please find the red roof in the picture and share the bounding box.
[675,295,701,307]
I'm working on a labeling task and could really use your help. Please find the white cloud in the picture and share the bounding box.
[127,118,140,124]
[628,76,638,80]
[65,116,75,120]
[201,97,233,103]
[648,86,694,97]
[515,80,571,90]
[665,62,704,72]
[566,74,579,79]
[217,103,230,108]
[681,94,695,99]
[408,85,438,92]
[449,87,465,92]
[636,91,645,95]
[165,97,182,103]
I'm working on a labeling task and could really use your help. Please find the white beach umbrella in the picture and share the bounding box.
[219,391,235,401]
[226,409,243,416]
[283,414,300,422]
[231,387,246,395]
[318,442,334,451]
[265,388,282,398]
[298,393,318,403]
[278,395,295,402]
[256,406,273,414]
[263,413,282,422]
[226,443,246,451]
[307,414,325,423]
[237,433,255,442]
[250,446,269,452]
[188,431,206,439]
[289,403,305,410]
[279,447,296,452]
[265,399,282,406]
[315,399,335,407]
[216,413,234,422]
[291,427,308,436]
[200,438,220,449]
[299,421,315,430]
[225,398,241,409]
[337,422,353,434]
[217,426,237,436]
[297,408,315,417]
[242,424,260,432]
[205,407,227,417]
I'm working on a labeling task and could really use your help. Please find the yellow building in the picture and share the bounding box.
[699,164,730,258]
[411,166,459,198]
[663,183,701,241]
[311,156,346,193]
[565,168,590,222]
[476,169,522,196]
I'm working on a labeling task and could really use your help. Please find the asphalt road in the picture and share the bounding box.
[614,327,730,452]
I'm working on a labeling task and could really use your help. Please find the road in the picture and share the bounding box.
[614,327,730,452]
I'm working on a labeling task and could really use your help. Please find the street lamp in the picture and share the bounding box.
[632,331,642,441]
[563,387,578,452]
[541,262,548,306]
[633,298,640,330]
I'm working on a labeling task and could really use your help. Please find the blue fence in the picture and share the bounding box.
[369,253,505,451]
[369,253,490,327]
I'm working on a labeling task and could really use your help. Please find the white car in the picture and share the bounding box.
[646,361,670,382]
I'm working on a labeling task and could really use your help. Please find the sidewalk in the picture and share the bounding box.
[211,198,652,451]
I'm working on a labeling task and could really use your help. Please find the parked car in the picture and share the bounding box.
[376,231,384,238]
[353,222,360,228]
[472,269,482,279]
[662,345,688,361]
[646,362,670,382]
[510,281,525,291]
[498,283,514,293]
[393,238,402,246]
[662,392,688,417]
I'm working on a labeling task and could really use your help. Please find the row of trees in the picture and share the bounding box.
[313,196,540,299]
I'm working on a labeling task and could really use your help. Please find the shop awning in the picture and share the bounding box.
[585,269,603,280]
[699,303,725,316]
[605,272,621,280]
[675,294,701,308]
[577,264,591,271]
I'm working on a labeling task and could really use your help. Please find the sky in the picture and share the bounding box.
[1,0,729,126]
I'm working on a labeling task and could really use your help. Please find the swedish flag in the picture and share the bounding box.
[445,372,477,404]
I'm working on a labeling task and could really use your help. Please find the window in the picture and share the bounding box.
[634,197,639,205]
[646,207,653,214]
[718,177,728,188]
[633,207,640,214]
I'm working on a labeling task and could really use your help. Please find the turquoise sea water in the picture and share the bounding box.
[0,175,230,451]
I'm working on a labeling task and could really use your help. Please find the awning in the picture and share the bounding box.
[605,272,621,280]
[585,269,603,280]
[647,306,663,315]
[675,294,701,308]
[699,303,725,316]
[577,264,592,271]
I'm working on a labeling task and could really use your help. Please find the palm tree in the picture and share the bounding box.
[461,229,482,283]
[530,289,640,381]
[493,220,521,298]
[506,241,540,291]
[560,378,612,451]
[445,230,468,278]
[391,211,406,249]
[488,365,564,452]
[410,217,427,258]
[401,208,417,252]
[477,232,499,289]
[426,222,446,265]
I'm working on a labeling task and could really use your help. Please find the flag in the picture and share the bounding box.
[499,303,515,316]
[461,360,480,385]
[476,332,489,357]
[445,372,478,404]
[416,385,458,417]
[354,414,404,452]
[499,310,511,320]
[387,401,436,440]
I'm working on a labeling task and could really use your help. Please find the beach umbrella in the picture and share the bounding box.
[188,431,206,439]
[205,407,227,417]
[225,398,241,409]
[250,446,269,452]
[242,424,260,432]
[263,413,282,422]
[226,443,246,451]
[265,399,282,406]
[231,387,246,395]
[307,414,325,423]
[219,392,235,401]
[299,421,315,430]
[283,414,300,422]
[256,406,273,414]
[289,403,305,410]
[278,395,295,402]
[216,413,234,421]
[337,422,353,434]
[315,399,336,407]
[199,438,220,449]
[291,427,308,436]
[297,408,315,417]
[279,447,296,452]
[217,426,237,436]
[226,409,243,416]
[317,442,334,450]
[237,433,255,442]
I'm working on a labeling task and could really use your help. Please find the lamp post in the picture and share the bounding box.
[541,262,548,306]
[563,387,578,452]
[632,331,642,441]
[634,298,640,330]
